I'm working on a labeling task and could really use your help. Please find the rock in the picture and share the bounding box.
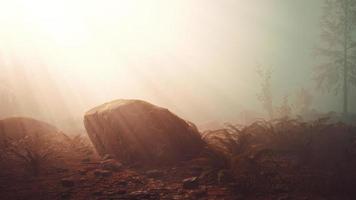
[102,154,114,160]
[79,177,87,183]
[81,158,91,163]
[101,159,122,172]
[92,191,103,196]
[277,194,290,200]
[115,189,127,195]
[0,117,68,144]
[218,169,234,184]
[61,178,75,187]
[145,169,163,178]
[182,177,199,189]
[60,192,71,199]
[129,190,151,199]
[84,99,205,164]
[193,188,207,198]
[78,169,88,175]
[94,169,112,177]
[115,180,128,186]
[55,167,69,173]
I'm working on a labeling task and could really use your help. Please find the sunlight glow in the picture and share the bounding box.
[0,0,287,128]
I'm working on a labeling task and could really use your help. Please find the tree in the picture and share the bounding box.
[257,66,274,119]
[315,0,356,115]
[276,95,293,118]
[294,87,313,115]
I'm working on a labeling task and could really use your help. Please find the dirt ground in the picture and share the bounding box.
[0,153,340,200]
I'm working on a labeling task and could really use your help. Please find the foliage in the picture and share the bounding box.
[276,95,293,118]
[257,66,274,119]
[315,0,356,114]
[203,118,356,194]
[294,87,313,116]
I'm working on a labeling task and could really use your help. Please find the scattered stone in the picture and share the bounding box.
[182,177,199,189]
[60,192,71,199]
[78,169,88,175]
[56,168,69,173]
[190,166,203,172]
[145,169,163,178]
[94,169,112,177]
[115,180,128,186]
[277,194,290,200]
[218,169,234,184]
[92,191,103,196]
[101,159,122,172]
[61,178,75,187]
[129,190,153,199]
[193,188,207,198]
[172,195,184,200]
[79,177,87,183]
[102,154,114,160]
[81,158,91,163]
[115,189,127,195]
[103,191,116,196]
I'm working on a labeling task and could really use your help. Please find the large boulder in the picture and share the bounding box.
[84,99,205,164]
[0,117,67,143]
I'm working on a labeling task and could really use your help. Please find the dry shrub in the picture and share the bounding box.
[203,117,356,194]
[2,132,66,176]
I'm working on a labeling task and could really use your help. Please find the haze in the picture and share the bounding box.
[0,0,353,132]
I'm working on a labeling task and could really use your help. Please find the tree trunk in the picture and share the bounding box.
[343,0,349,116]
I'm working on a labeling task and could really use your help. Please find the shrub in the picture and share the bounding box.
[5,132,59,176]
[203,118,356,194]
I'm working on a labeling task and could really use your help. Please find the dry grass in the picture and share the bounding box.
[203,117,356,194]
[0,131,94,177]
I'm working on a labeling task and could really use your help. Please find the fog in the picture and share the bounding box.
[0,0,354,132]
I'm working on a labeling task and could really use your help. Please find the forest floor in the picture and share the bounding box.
[0,152,338,200]
[1,118,356,200]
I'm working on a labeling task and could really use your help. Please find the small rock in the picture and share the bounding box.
[94,169,112,177]
[115,180,128,186]
[78,169,88,175]
[145,169,163,178]
[79,177,87,183]
[101,159,122,172]
[56,168,69,173]
[92,191,103,196]
[115,189,127,195]
[102,154,114,160]
[81,158,91,163]
[129,190,150,199]
[60,192,71,199]
[193,188,207,198]
[61,178,75,187]
[277,194,290,200]
[182,177,199,189]
[218,169,234,184]
[190,166,203,172]
[172,195,184,200]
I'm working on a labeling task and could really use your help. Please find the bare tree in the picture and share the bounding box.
[276,95,292,118]
[315,0,356,116]
[294,87,313,116]
[257,66,274,119]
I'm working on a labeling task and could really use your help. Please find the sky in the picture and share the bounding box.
[0,0,354,130]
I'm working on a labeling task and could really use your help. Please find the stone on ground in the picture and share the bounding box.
[84,99,205,164]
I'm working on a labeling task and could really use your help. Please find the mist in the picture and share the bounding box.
[1,0,354,132]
